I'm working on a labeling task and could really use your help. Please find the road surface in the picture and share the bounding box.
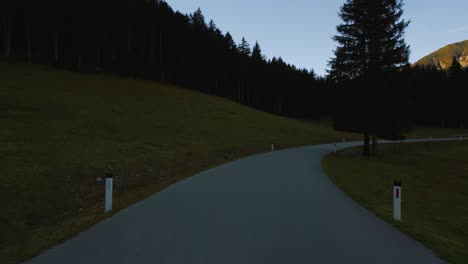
[26,141,446,264]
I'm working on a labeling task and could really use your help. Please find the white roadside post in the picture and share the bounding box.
[105,173,113,212]
[393,181,402,221]
[271,144,275,151]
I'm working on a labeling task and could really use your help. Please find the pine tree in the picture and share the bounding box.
[329,0,411,156]
[309,69,317,79]
[448,56,464,127]
[224,32,237,51]
[251,41,265,62]
[190,8,206,29]
[329,0,410,80]
[238,37,251,56]
[449,56,462,79]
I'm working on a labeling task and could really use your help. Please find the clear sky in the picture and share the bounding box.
[166,0,468,76]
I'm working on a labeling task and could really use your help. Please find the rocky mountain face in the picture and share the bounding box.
[414,40,468,70]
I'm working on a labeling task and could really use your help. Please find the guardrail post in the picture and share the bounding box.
[105,173,113,212]
[393,181,402,221]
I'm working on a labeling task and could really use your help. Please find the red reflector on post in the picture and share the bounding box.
[396,189,399,198]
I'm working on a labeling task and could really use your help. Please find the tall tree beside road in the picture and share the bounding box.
[329,0,411,156]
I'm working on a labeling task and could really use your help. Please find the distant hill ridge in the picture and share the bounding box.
[414,40,468,70]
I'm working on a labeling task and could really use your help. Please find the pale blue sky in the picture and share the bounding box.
[166,0,468,76]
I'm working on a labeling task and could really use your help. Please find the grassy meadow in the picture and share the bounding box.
[323,141,468,264]
[0,62,361,263]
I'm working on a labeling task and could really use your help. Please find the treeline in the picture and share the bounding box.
[331,62,468,135]
[407,59,468,128]
[0,0,327,119]
[2,0,468,128]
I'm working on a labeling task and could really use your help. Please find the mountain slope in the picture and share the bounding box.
[414,40,468,70]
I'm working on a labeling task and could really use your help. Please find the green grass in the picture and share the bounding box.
[408,127,468,139]
[0,62,363,264]
[323,141,468,264]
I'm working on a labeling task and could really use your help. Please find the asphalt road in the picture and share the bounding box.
[26,141,446,264]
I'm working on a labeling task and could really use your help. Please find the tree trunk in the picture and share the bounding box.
[96,39,101,67]
[77,55,82,70]
[372,135,378,155]
[148,30,154,64]
[127,32,132,54]
[238,81,241,102]
[363,132,370,156]
[240,81,244,104]
[27,24,32,63]
[4,17,12,57]
[246,82,250,105]
[159,30,164,80]
[54,32,59,63]
[149,44,154,62]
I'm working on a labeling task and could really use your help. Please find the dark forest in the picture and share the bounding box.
[1,0,468,126]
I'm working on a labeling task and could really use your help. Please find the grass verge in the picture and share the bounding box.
[322,141,468,264]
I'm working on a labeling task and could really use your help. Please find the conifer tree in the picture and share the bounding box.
[190,8,206,29]
[224,32,237,51]
[238,37,251,56]
[448,56,464,127]
[449,56,462,78]
[251,41,264,62]
[208,20,215,30]
[329,0,411,156]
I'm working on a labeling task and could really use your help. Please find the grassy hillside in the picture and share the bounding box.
[323,141,468,264]
[0,62,360,263]
[414,40,468,69]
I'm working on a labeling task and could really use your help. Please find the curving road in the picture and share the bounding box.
[26,141,447,264]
